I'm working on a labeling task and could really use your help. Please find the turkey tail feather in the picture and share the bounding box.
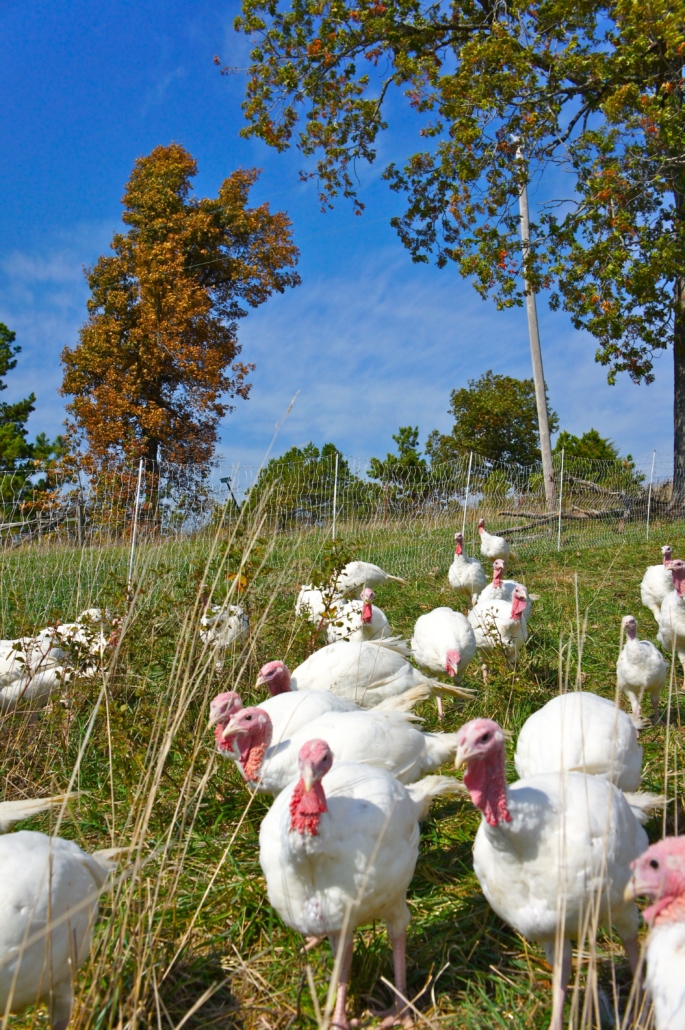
[374,636,411,656]
[406,775,466,820]
[623,791,666,824]
[427,677,476,700]
[0,793,78,834]
[373,685,431,711]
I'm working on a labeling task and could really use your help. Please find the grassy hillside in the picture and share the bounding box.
[2,520,684,1030]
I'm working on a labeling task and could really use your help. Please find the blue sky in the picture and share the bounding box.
[0,0,673,468]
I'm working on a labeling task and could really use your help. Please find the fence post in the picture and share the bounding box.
[332,451,339,541]
[462,451,473,537]
[128,459,144,591]
[557,448,564,552]
[646,449,656,541]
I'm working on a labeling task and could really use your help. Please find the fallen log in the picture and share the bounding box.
[564,475,627,498]
[498,510,557,520]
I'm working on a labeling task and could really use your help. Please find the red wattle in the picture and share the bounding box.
[289,778,328,835]
[646,893,685,926]
[362,603,373,624]
[215,725,235,753]
[464,755,510,826]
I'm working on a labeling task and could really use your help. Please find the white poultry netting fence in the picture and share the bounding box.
[0,449,678,633]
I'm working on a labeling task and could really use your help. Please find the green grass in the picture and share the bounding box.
[2,518,684,1030]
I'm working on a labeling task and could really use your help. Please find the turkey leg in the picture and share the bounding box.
[328,933,354,1030]
[622,935,640,975]
[50,980,73,1030]
[374,929,413,1028]
[543,938,572,1030]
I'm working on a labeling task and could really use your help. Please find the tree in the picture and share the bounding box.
[245,442,366,526]
[61,144,300,464]
[370,426,427,479]
[426,371,558,466]
[369,426,431,499]
[553,429,622,463]
[0,323,35,464]
[231,0,685,492]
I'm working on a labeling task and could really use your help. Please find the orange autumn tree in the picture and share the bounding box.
[61,144,300,464]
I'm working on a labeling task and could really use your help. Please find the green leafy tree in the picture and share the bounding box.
[230,0,685,493]
[0,323,36,464]
[426,371,558,466]
[245,442,367,527]
[553,428,642,492]
[370,426,428,479]
[554,429,622,463]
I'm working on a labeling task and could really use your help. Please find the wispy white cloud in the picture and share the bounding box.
[0,228,672,465]
[223,245,673,466]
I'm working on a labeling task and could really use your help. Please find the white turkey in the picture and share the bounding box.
[641,544,674,623]
[216,705,468,795]
[468,586,529,665]
[477,560,532,619]
[208,675,425,745]
[0,794,116,1030]
[259,740,460,1029]
[514,691,643,793]
[49,608,109,656]
[270,641,472,710]
[658,559,685,683]
[200,603,249,650]
[0,623,91,715]
[448,532,487,605]
[0,609,110,703]
[625,836,685,1030]
[0,663,74,715]
[477,518,511,565]
[325,588,391,643]
[334,560,406,596]
[617,615,668,725]
[295,585,337,625]
[411,607,477,718]
[456,718,647,1030]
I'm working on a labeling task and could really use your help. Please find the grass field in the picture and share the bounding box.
[2,517,685,1030]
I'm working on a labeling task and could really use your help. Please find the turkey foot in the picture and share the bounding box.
[303,935,325,952]
[369,1001,414,1029]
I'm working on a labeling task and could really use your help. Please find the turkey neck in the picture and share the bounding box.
[646,893,685,926]
[464,750,511,827]
[236,725,272,782]
[289,778,328,835]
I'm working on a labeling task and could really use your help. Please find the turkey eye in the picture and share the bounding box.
[650,859,660,869]
[479,733,491,743]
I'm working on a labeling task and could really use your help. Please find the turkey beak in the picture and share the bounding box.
[454,744,470,770]
[207,710,222,729]
[255,673,267,690]
[221,717,241,741]
[302,764,314,793]
[623,875,638,903]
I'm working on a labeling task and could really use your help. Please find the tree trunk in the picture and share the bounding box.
[673,275,685,505]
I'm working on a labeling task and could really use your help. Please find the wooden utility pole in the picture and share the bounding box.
[518,166,556,510]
